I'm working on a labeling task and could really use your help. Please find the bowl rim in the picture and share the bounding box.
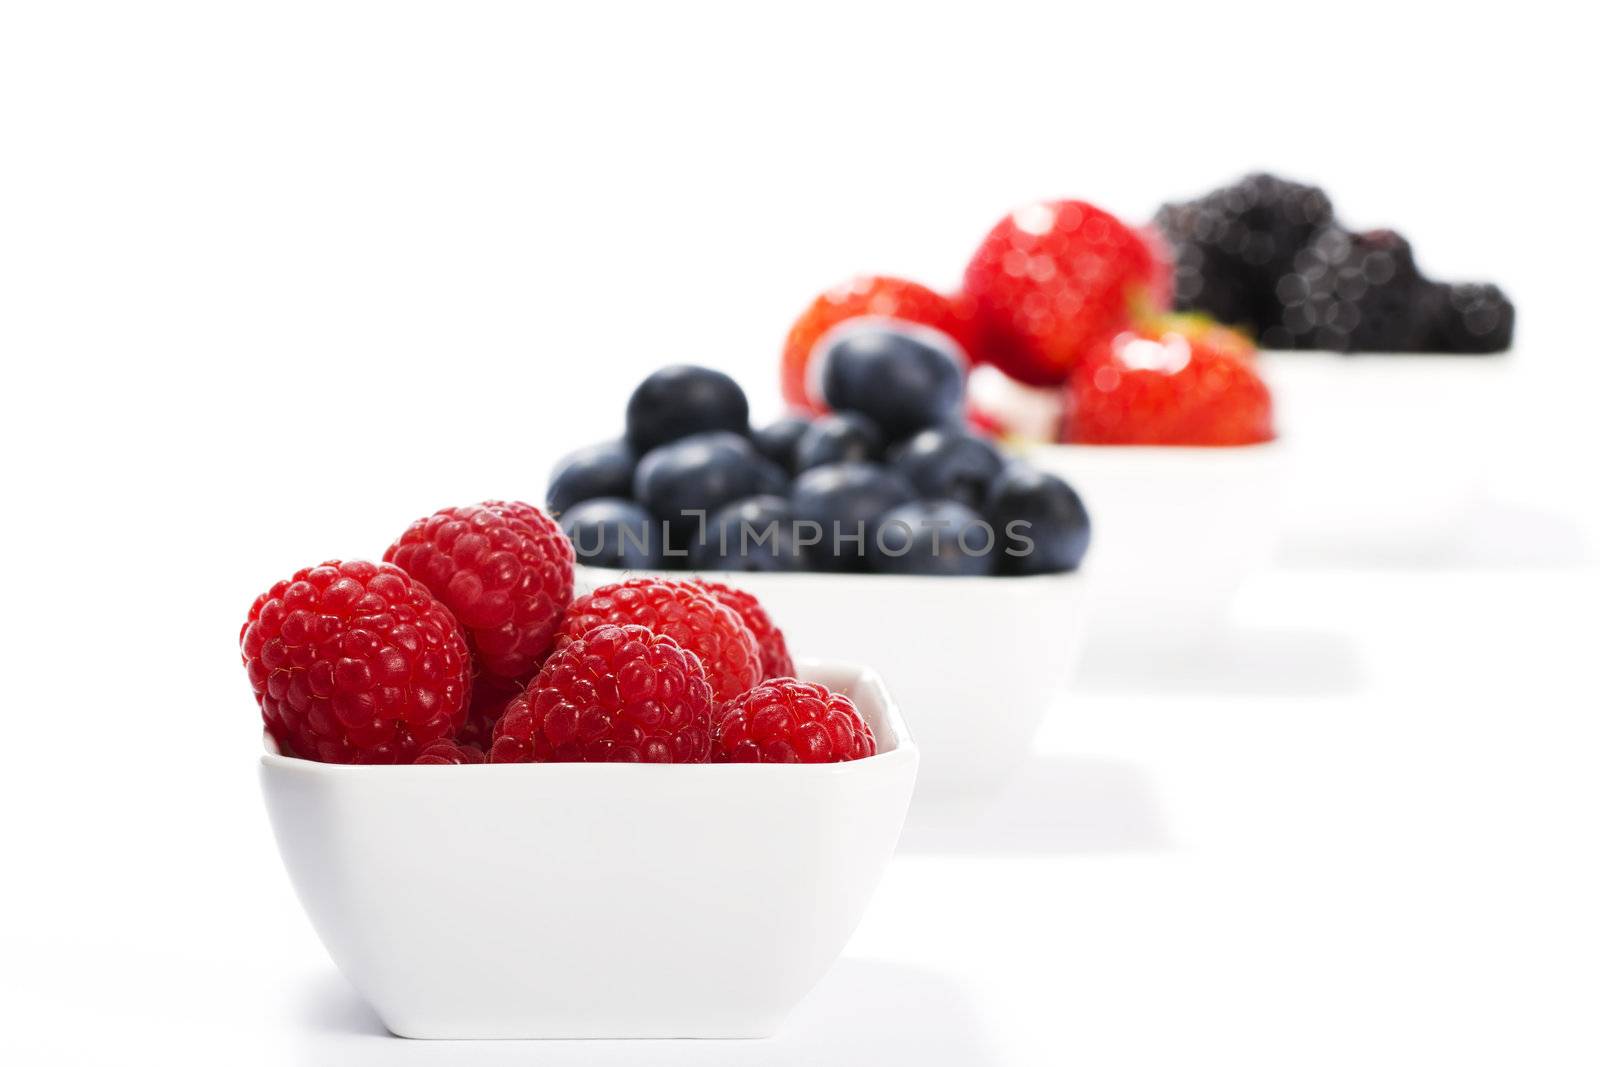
[259,657,917,777]
[576,562,1086,589]
[1025,438,1288,461]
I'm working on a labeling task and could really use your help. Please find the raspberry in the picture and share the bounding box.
[241,560,470,764]
[782,276,972,413]
[691,579,795,680]
[385,500,574,680]
[554,578,761,704]
[413,739,484,765]
[459,671,527,750]
[962,200,1165,386]
[1065,317,1275,446]
[712,679,876,763]
[489,624,713,763]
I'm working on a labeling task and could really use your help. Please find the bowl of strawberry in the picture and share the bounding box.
[549,344,1091,802]
[984,313,1287,641]
[244,510,917,1039]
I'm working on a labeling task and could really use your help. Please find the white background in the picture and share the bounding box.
[2,2,1596,1063]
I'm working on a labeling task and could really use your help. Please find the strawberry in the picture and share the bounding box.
[962,200,1168,386]
[781,276,972,412]
[1065,316,1274,446]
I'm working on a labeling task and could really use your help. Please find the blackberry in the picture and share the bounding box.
[1155,173,1334,334]
[1269,228,1438,352]
[1432,282,1515,353]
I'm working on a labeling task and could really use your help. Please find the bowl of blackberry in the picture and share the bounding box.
[1153,172,1515,562]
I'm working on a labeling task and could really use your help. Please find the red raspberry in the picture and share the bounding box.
[713,679,876,763]
[241,560,470,764]
[691,579,795,680]
[963,200,1166,386]
[782,275,973,412]
[456,671,527,750]
[489,624,713,763]
[412,739,484,765]
[1066,317,1274,446]
[385,500,574,680]
[554,578,761,704]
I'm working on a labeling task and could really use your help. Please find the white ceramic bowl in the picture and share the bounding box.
[260,659,916,1040]
[1024,442,1285,639]
[1258,350,1509,564]
[581,565,1088,803]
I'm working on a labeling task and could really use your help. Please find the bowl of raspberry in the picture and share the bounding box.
[244,511,916,1039]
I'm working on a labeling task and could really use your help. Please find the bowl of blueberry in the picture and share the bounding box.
[550,336,1091,801]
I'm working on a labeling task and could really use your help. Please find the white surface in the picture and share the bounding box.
[581,565,1088,802]
[3,1,1599,1063]
[262,659,915,1039]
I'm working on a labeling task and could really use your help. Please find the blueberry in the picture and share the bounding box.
[625,365,750,454]
[752,455,791,496]
[819,325,965,439]
[752,414,812,473]
[634,431,768,547]
[984,463,1091,575]
[793,412,884,471]
[869,500,996,577]
[689,495,810,572]
[889,428,1004,509]
[546,439,636,517]
[790,461,915,573]
[559,498,664,570]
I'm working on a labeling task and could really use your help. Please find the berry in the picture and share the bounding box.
[413,738,485,765]
[789,462,916,573]
[869,500,996,577]
[1433,282,1514,353]
[713,679,875,763]
[793,412,885,471]
[984,464,1091,576]
[964,364,1066,444]
[490,624,713,763]
[1269,227,1437,352]
[689,495,811,572]
[559,498,665,570]
[546,439,636,518]
[1156,173,1335,335]
[625,365,749,454]
[962,200,1163,386]
[633,431,768,542]
[459,670,526,750]
[385,501,575,679]
[888,427,1004,509]
[691,579,795,679]
[553,578,761,704]
[752,414,812,473]
[241,560,470,764]
[781,276,972,413]
[816,324,966,439]
[1066,319,1275,446]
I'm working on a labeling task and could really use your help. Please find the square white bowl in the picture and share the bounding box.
[581,565,1088,803]
[1258,350,1509,563]
[260,659,917,1040]
[1023,442,1285,638]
